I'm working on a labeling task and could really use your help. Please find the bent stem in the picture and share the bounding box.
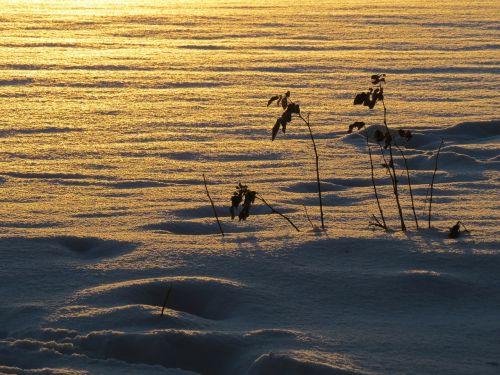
[303,205,315,230]
[367,139,387,230]
[298,113,325,230]
[395,144,419,229]
[428,139,444,229]
[160,284,172,317]
[256,194,300,232]
[380,96,406,231]
[369,214,387,230]
[202,174,225,237]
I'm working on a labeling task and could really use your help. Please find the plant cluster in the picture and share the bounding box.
[353,74,385,109]
[448,221,470,238]
[230,183,256,221]
[228,183,300,232]
[266,91,325,229]
[267,91,301,141]
[350,74,446,231]
[201,74,462,237]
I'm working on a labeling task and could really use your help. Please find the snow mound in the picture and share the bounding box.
[75,276,248,320]
[0,236,136,259]
[14,329,351,375]
[50,304,200,331]
[406,151,487,171]
[284,181,348,193]
[342,120,499,150]
[73,330,243,375]
[0,366,88,375]
[431,120,500,139]
[341,124,411,146]
[52,236,136,258]
[170,204,293,220]
[141,221,223,235]
[249,352,365,375]
[141,220,252,235]
[405,121,499,150]
[366,269,489,306]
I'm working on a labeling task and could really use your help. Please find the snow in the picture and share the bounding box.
[1,0,499,374]
[1,124,499,375]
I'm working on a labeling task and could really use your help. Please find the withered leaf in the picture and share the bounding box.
[267,95,280,107]
[371,74,386,85]
[354,92,368,105]
[347,121,366,133]
[281,96,288,110]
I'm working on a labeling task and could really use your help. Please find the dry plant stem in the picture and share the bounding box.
[298,113,325,230]
[160,284,172,317]
[202,173,225,237]
[428,139,444,229]
[303,205,315,230]
[395,144,419,229]
[367,139,387,230]
[421,184,431,217]
[381,95,406,231]
[378,145,395,182]
[369,214,387,230]
[256,195,300,232]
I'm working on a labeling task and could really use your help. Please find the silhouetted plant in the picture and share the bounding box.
[352,74,406,231]
[347,121,366,134]
[267,91,325,230]
[428,139,444,228]
[230,183,256,221]
[367,138,387,230]
[448,221,469,238]
[160,284,172,317]
[230,183,300,232]
[203,174,224,237]
[303,205,316,230]
[395,144,419,229]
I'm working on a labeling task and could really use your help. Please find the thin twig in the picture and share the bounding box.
[381,94,406,231]
[421,184,431,218]
[428,139,444,229]
[256,194,300,232]
[303,205,315,230]
[367,138,387,230]
[395,144,419,229]
[160,284,172,317]
[378,144,395,185]
[298,113,325,230]
[202,174,224,237]
[369,214,387,230]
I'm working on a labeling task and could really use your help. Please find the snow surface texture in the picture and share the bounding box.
[1,121,499,375]
[1,0,499,374]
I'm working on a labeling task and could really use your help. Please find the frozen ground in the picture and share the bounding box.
[0,1,499,374]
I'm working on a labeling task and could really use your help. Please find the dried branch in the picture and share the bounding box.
[160,284,172,317]
[303,205,315,230]
[256,194,300,232]
[298,113,325,230]
[428,139,444,229]
[381,96,406,231]
[367,138,387,230]
[202,174,224,237]
[395,144,419,229]
[369,214,387,230]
